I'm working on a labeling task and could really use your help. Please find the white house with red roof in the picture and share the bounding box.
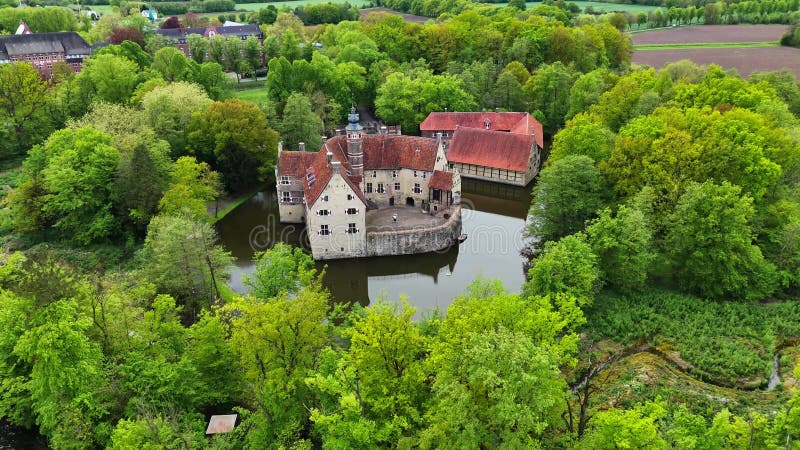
[277,108,462,260]
[419,112,543,186]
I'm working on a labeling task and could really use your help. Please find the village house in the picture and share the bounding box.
[419,112,544,186]
[277,108,462,260]
[155,23,263,59]
[0,22,91,77]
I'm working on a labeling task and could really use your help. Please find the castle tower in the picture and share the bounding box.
[346,106,364,178]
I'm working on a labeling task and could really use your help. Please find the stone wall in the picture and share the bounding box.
[366,206,462,257]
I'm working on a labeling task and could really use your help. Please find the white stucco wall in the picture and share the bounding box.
[306,172,367,260]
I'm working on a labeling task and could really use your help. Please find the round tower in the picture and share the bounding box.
[346,106,364,178]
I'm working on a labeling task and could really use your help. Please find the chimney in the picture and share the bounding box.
[322,135,327,143]
[331,160,341,172]
[277,140,283,156]
[299,142,305,152]
[326,150,333,165]
[380,125,387,135]
[336,128,344,136]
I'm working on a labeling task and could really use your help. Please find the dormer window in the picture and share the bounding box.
[306,173,316,186]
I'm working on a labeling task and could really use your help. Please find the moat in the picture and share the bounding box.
[217,178,532,311]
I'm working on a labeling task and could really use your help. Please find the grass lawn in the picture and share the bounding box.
[634,41,780,50]
[235,0,370,11]
[490,1,660,13]
[232,85,270,103]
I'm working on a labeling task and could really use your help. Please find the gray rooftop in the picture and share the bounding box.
[0,32,91,61]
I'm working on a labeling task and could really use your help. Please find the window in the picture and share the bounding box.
[346,208,358,215]
[422,172,426,179]
[347,194,354,200]
[317,209,330,216]
[448,163,454,170]
[280,175,290,185]
[372,171,377,178]
[377,183,385,194]
[413,170,418,177]
[347,223,359,234]
[392,170,397,178]
[281,192,291,202]
[321,195,329,202]
[319,224,330,236]
[365,183,373,193]
[413,183,421,194]
[394,182,400,191]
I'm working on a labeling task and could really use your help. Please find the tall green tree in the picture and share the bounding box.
[79,53,140,104]
[524,62,577,135]
[244,243,317,299]
[187,99,278,191]
[375,71,476,134]
[280,92,325,152]
[137,215,234,315]
[309,300,428,448]
[0,62,53,159]
[524,232,600,305]
[528,155,606,243]
[141,82,213,158]
[420,279,584,449]
[222,285,329,449]
[159,156,222,219]
[586,205,655,293]
[666,181,777,300]
[13,127,120,243]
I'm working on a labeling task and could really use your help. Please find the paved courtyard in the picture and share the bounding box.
[365,206,449,232]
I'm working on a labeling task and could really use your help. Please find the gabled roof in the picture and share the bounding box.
[429,170,453,191]
[420,112,544,149]
[323,135,439,171]
[278,151,315,179]
[302,148,367,207]
[448,126,535,172]
[0,32,91,58]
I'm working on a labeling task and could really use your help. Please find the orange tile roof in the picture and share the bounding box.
[279,134,442,207]
[448,127,535,172]
[429,170,453,191]
[278,151,315,178]
[323,135,438,171]
[419,112,544,149]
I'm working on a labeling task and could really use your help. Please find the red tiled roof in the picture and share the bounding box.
[302,147,367,207]
[324,135,438,171]
[277,151,315,178]
[429,170,453,191]
[419,112,544,149]
[448,127,535,172]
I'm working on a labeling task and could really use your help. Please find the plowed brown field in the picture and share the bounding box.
[631,25,789,44]
[633,47,800,78]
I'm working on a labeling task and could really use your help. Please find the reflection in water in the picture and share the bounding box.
[216,179,533,312]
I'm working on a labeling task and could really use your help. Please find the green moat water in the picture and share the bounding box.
[216,178,533,311]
